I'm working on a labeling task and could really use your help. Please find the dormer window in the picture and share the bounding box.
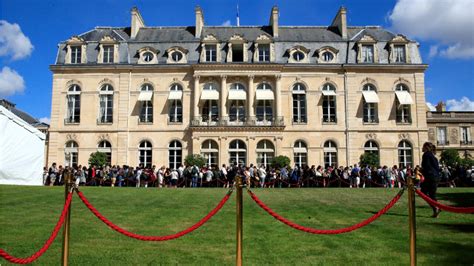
[71,46,82,64]
[357,35,377,63]
[200,34,220,63]
[206,45,217,62]
[166,46,188,64]
[138,47,159,64]
[394,45,406,63]
[322,52,333,62]
[288,46,310,63]
[254,34,274,63]
[293,51,305,61]
[258,44,270,62]
[143,52,154,62]
[98,35,118,64]
[103,45,114,63]
[227,34,248,63]
[65,36,86,64]
[361,45,374,63]
[317,46,338,63]
[389,35,410,64]
[170,51,183,62]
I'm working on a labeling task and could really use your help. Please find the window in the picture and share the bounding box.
[322,51,334,62]
[437,127,448,145]
[322,83,336,123]
[324,141,338,168]
[99,84,113,123]
[293,140,307,167]
[292,83,307,123]
[71,46,82,64]
[143,52,154,62]
[258,44,270,62]
[168,83,183,123]
[395,84,411,123]
[460,127,471,145]
[206,44,217,62]
[361,45,374,63]
[362,84,378,123]
[256,83,273,123]
[65,141,78,167]
[256,140,274,167]
[66,84,81,123]
[292,51,305,62]
[98,140,112,165]
[201,140,219,167]
[229,140,246,166]
[394,45,406,63]
[103,45,114,63]
[202,100,219,123]
[139,84,153,123]
[364,141,379,164]
[168,141,182,170]
[229,100,245,122]
[170,51,183,62]
[398,141,413,168]
[232,43,244,62]
[139,141,152,168]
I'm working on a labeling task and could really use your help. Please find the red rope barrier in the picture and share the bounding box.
[0,192,73,264]
[247,189,404,234]
[76,190,232,241]
[415,189,474,214]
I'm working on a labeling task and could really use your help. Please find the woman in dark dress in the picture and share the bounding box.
[421,142,441,218]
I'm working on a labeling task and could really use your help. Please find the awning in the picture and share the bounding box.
[324,147,337,153]
[321,90,336,96]
[256,148,275,153]
[201,90,219,100]
[97,148,111,153]
[362,91,379,103]
[138,91,153,101]
[395,91,413,105]
[228,90,247,100]
[168,91,183,100]
[293,147,307,153]
[256,90,274,100]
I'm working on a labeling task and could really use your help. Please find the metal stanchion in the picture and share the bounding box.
[407,176,417,266]
[61,171,73,266]
[236,175,243,266]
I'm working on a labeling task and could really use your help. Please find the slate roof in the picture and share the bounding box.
[0,99,42,125]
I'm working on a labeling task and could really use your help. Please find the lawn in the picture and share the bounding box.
[1,186,473,265]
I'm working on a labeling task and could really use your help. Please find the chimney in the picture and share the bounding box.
[131,7,145,39]
[195,6,205,38]
[331,6,347,39]
[435,101,446,112]
[269,6,279,38]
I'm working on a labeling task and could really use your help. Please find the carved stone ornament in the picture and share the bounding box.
[428,128,435,142]
[365,133,377,140]
[66,134,77,141]
[98,134,110,141]
[399,133,410,140]
[450,128,458,143]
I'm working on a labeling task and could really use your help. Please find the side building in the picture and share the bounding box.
[48,6,429,169]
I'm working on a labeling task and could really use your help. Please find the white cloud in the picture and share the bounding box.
[389,0,474,59]
[446,97,474,111]
[426,102,436,111]
[39,117,51,124]
[0,20,34,60]
[221,20,231,26]
[428,46,438,58]
[0,66,25,97]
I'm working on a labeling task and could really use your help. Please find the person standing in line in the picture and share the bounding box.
[170,168,179,188]
[220,164,228,188]
[421,142,441,218]
[157,166,165,188]
[258,165,267,188]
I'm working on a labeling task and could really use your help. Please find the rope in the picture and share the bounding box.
[415,189,474,214]
[76,189,232,241]
[0,192,73,264]
[247,189,404,234]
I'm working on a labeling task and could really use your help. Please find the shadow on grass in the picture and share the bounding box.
[367,211,408,217]
[418,241,474,265]
[432,222,474,233]
[436,192,474,207]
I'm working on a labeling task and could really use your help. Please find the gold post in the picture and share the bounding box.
[236,175,243,266]
[407,176,417,266]
[61,171,73,266]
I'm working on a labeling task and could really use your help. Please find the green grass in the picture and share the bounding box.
[1,186,473,265]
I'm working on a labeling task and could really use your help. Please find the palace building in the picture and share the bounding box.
[48,6,430,169]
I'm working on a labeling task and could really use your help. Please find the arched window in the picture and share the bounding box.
[139,84,153,123]
[362,84,379,123]
[364,141,379,165]
[65,141,78,167]
[66,85,81,123]
[292,83,307,123]
[323,141,338,168]
[395,83,409,92]
[139,141,152,168]
[256,140,275,167]
[256,83,274,124]
[98,140,112,165]
[168,83,183,123]
[322,83,336,123]
[395,83,412,123]
[99,84,114,123]
[229,140,246,166]
[398,141,413,168]
[168,140,182,170]
[293,140,307,167]
[201,140,219,167]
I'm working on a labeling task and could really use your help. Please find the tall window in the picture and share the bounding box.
[258,44,270,62]
[201,140,219,167]
[256,83,273,123]
[168,83,183,123]
[293,140,307,167]
[323,141,338,168]
[202,100,219,123]
[65,141,78,167]
[229,83,246,123]
[437,127,448,145]
[292,83,307,123]
[206,44,217,62]
[461,127,471,145]
[229,140,246,166]
[364,141,379,165]
[362,84,378,123]
[103,45,114,63]
[66,84,81,123]
[395,84,411,123]
[168,141,182,170]
[256,140,274,167]
[322,83,337,123]
[139,141,152,168]
[398,141,413,168]
[71,46,81,64]
[98,140,112,165]
[361,45,374,63]
[394,45,406,63]
[139,83,153,123]
[99,84,113,123]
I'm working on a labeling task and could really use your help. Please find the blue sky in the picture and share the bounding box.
[1,0,473,122]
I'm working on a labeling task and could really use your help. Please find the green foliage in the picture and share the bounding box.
[440,149,461,167]
[459,157,474,167]
[184,154,206,167]
[271,155,291,168]
[88,151,108,167]
[360,152,379,167]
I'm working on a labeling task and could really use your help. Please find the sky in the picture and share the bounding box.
[1,0,473,123]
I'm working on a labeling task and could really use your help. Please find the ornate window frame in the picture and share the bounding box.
[253,34,274,63]
[388,35,410,64]
[357,35,378,63]
[97,35,119,64]
[226,34,248,63]
[317,46,339,63]
[287,45,310,63]
[65,36,87,64]
[138,47,159,64]
[166,46,188,64]
[200,34,220,63]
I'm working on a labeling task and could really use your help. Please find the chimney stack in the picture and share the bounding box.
[269,6,279,38]
[331,6,347,39]
[195,6,205,38]
[131,7,145,39]
[435,101,446,112]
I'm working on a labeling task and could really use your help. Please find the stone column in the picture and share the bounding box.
[247,75,255,119]
[193,75,200,118]
[220,75,227,121]
[275,74,282,118]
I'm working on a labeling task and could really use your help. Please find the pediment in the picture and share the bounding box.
[389,34,409,44]
[255,34,272,42]
[317,46,339,54]
[358,34,377,43]
[99,35,117,44]
[66,36,85,44]
[287,45,310,54]
[229,34,246,42]
[166,46,189,54]
[202,34,219,42]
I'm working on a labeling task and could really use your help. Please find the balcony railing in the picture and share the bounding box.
[97,117,113,124]
[138,117,153,124]
[322,117,337,124]
[64,118,80,124]
[437,140,450,146]
[363,117,379,124]
[396,117,412,124]
[190,116,284,127]
[460,140,473,146]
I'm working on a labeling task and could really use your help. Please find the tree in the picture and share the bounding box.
[89,151,108,167]
[440,149,460,168]
[359,152,379,167]
[271,155,291,168]
[184,154,206,168]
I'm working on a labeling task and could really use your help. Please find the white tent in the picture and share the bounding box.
[0,105,45,185]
